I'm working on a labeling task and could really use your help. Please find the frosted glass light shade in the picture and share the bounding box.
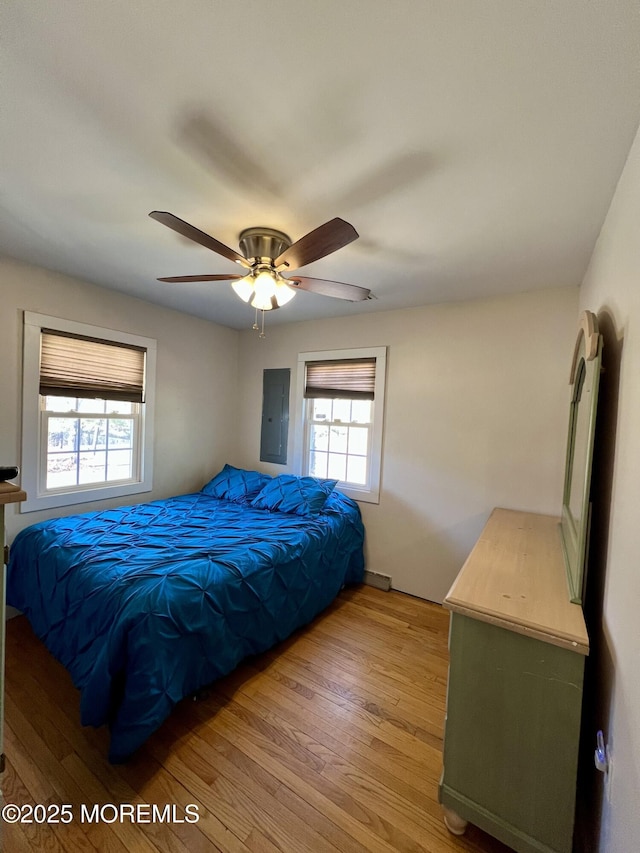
[232,276,255,303]
[251,292,274,310]
[274,282,296,306]
[253,271,277,297]
[251,270,282,310]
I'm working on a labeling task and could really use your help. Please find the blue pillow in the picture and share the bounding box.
[251,474,338,516]
[201,465,272,504]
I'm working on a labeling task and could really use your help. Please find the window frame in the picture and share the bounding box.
[293,346,387,504]
[21,312,156,513]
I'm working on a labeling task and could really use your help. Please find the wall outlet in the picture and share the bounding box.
[595,730,613,803]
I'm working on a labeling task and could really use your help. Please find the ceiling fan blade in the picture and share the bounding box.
[274,218,358,270]
[157,274,244,283]
[287,276,371,302]
[149,211,251,268]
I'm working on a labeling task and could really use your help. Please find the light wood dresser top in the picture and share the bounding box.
[0,482,27,505]
[444,508,589,655]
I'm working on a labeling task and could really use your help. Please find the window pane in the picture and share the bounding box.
[312,399,331,421]
[77,398,106,413]
[351,399,372,424]
[47,418,78,452]
[327,453,347,481]
[79,419,106,451]
[45,396,77,412]
[332,399,351,422]
[348,427,369,456]
[310,424,329,452]
[106,400,133,414]
[108,419,133,449]
[107,449,133,481]
[346,455,368,485]
[329,426,348,454]
[79,451,107,484]
[309,450,328,479]
[47,453,78,489]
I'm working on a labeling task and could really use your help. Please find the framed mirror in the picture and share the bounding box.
[559,311,602,604]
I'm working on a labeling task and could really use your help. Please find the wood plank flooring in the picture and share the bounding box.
[1,585,511,853]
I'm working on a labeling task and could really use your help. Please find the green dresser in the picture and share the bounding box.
[439,508,589,853]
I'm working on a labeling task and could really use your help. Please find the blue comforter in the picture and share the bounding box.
[7,490,364,761]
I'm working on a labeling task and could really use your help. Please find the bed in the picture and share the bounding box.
[6,467,365,762]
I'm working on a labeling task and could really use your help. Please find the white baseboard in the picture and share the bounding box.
[363,570,391,591]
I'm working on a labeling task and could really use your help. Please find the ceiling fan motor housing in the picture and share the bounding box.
[238,228,291,263]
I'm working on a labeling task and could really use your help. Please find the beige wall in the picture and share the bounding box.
[236,285,578,602]
[577,121,640,853]
[0,257,239,542]
[0,258,581,607]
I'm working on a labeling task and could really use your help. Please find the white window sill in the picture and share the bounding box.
[21,480,153,514]
[338,484,379,505]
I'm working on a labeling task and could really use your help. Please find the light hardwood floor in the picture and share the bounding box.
[1,585,511,853]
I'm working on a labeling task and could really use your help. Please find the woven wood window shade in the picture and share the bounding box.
[40,330,146,403]
[304,357,376,400]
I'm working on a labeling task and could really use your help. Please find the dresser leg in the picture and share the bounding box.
[442,806,468,836]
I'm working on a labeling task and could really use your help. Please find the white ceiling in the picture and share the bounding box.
[3,1,640,330]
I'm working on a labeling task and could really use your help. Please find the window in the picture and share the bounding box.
[41,395,140,490]
[21,312,156,513]
[294,347,386,504]
[306,396,372,485]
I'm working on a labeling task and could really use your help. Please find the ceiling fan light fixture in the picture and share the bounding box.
[234,268,297,311]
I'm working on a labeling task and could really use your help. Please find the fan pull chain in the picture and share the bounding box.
[252,308,259,331]
[259,310,266,339]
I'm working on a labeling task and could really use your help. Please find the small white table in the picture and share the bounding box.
[0,482,26,777]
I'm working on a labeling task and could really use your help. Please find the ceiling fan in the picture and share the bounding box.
[149,212,371,325]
